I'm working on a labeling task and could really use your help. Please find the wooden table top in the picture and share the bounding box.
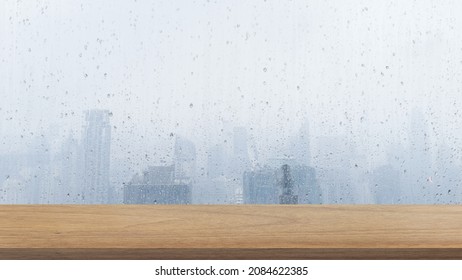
[1,205,461,259]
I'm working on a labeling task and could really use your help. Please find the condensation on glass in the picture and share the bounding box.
[1,1,460,204]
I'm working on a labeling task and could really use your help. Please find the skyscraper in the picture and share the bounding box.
[123,165,192,205]
[59,133,83,203]
[81,110,111,204]
[233,127,248,158]
[231,126,250,179]
[407,108,432,203]
[207,144,226,179]
[293,122,311,166]
[279,164,298,204]
[243,167,279,204]
[174,136,196,184]
[243,164,318,204]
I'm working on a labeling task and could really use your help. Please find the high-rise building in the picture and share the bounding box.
[407,108,433,203]
[59,133,83,203]
[279,164,298,204]
[207,126,250,180]
[243,164,319,204]
[81,110,111,204]
[203,126,251,204]
[123,165,192,204]
[207,144,226,179]
[291,165,321,204]
[433,142,461,204]
[243,167,278,204]
[174,136,196,184]
[233,127,248,158]
[291,122,311,166]
[314,136,356,204]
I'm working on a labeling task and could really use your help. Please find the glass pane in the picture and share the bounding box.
[1,0,460,204]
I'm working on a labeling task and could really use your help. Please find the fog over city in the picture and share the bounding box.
[2,0,462,204]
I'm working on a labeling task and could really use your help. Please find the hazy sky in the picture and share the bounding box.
[2,0,462,170]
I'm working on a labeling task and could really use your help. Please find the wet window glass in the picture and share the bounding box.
[1,1,460,204]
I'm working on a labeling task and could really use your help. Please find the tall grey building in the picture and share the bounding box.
[81,110,111,204]
[233,127,248,158]
[207,144,226,179]
[243,167,278,204]
[59,133,83,203]
[407,108,433,203]
[230,126,250,180]
[314,136,356,204]
[243,164,319,204]
[291,122,311,167]
[292,165,321,204]
[124,165,192,204]
[174,136,196,184]
[279,164,298,204]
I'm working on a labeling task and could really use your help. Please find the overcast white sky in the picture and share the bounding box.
[2,0,462,169]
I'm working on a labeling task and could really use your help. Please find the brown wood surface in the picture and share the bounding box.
[0,205,462,259]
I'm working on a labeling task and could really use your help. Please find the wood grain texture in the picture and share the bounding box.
[0,205,462,259]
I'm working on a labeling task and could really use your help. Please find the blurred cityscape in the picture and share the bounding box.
[3,1,462,204]
[0,108,458,205]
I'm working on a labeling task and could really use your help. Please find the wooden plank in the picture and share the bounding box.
[0,205,461,259]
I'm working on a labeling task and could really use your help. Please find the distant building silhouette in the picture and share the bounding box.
[314,136,355,204]
[279,165,298,204]
[82,110,111,204]
[243,168,279,204]
[290,122,311,166]
[292,165,321,204]
[406,108,433,203]
[124,165,192,204]
[243,164,319,204]
[59,133,83,203]
[207,144,226,179]
[233,127,248,158]
[174,136,196,184]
